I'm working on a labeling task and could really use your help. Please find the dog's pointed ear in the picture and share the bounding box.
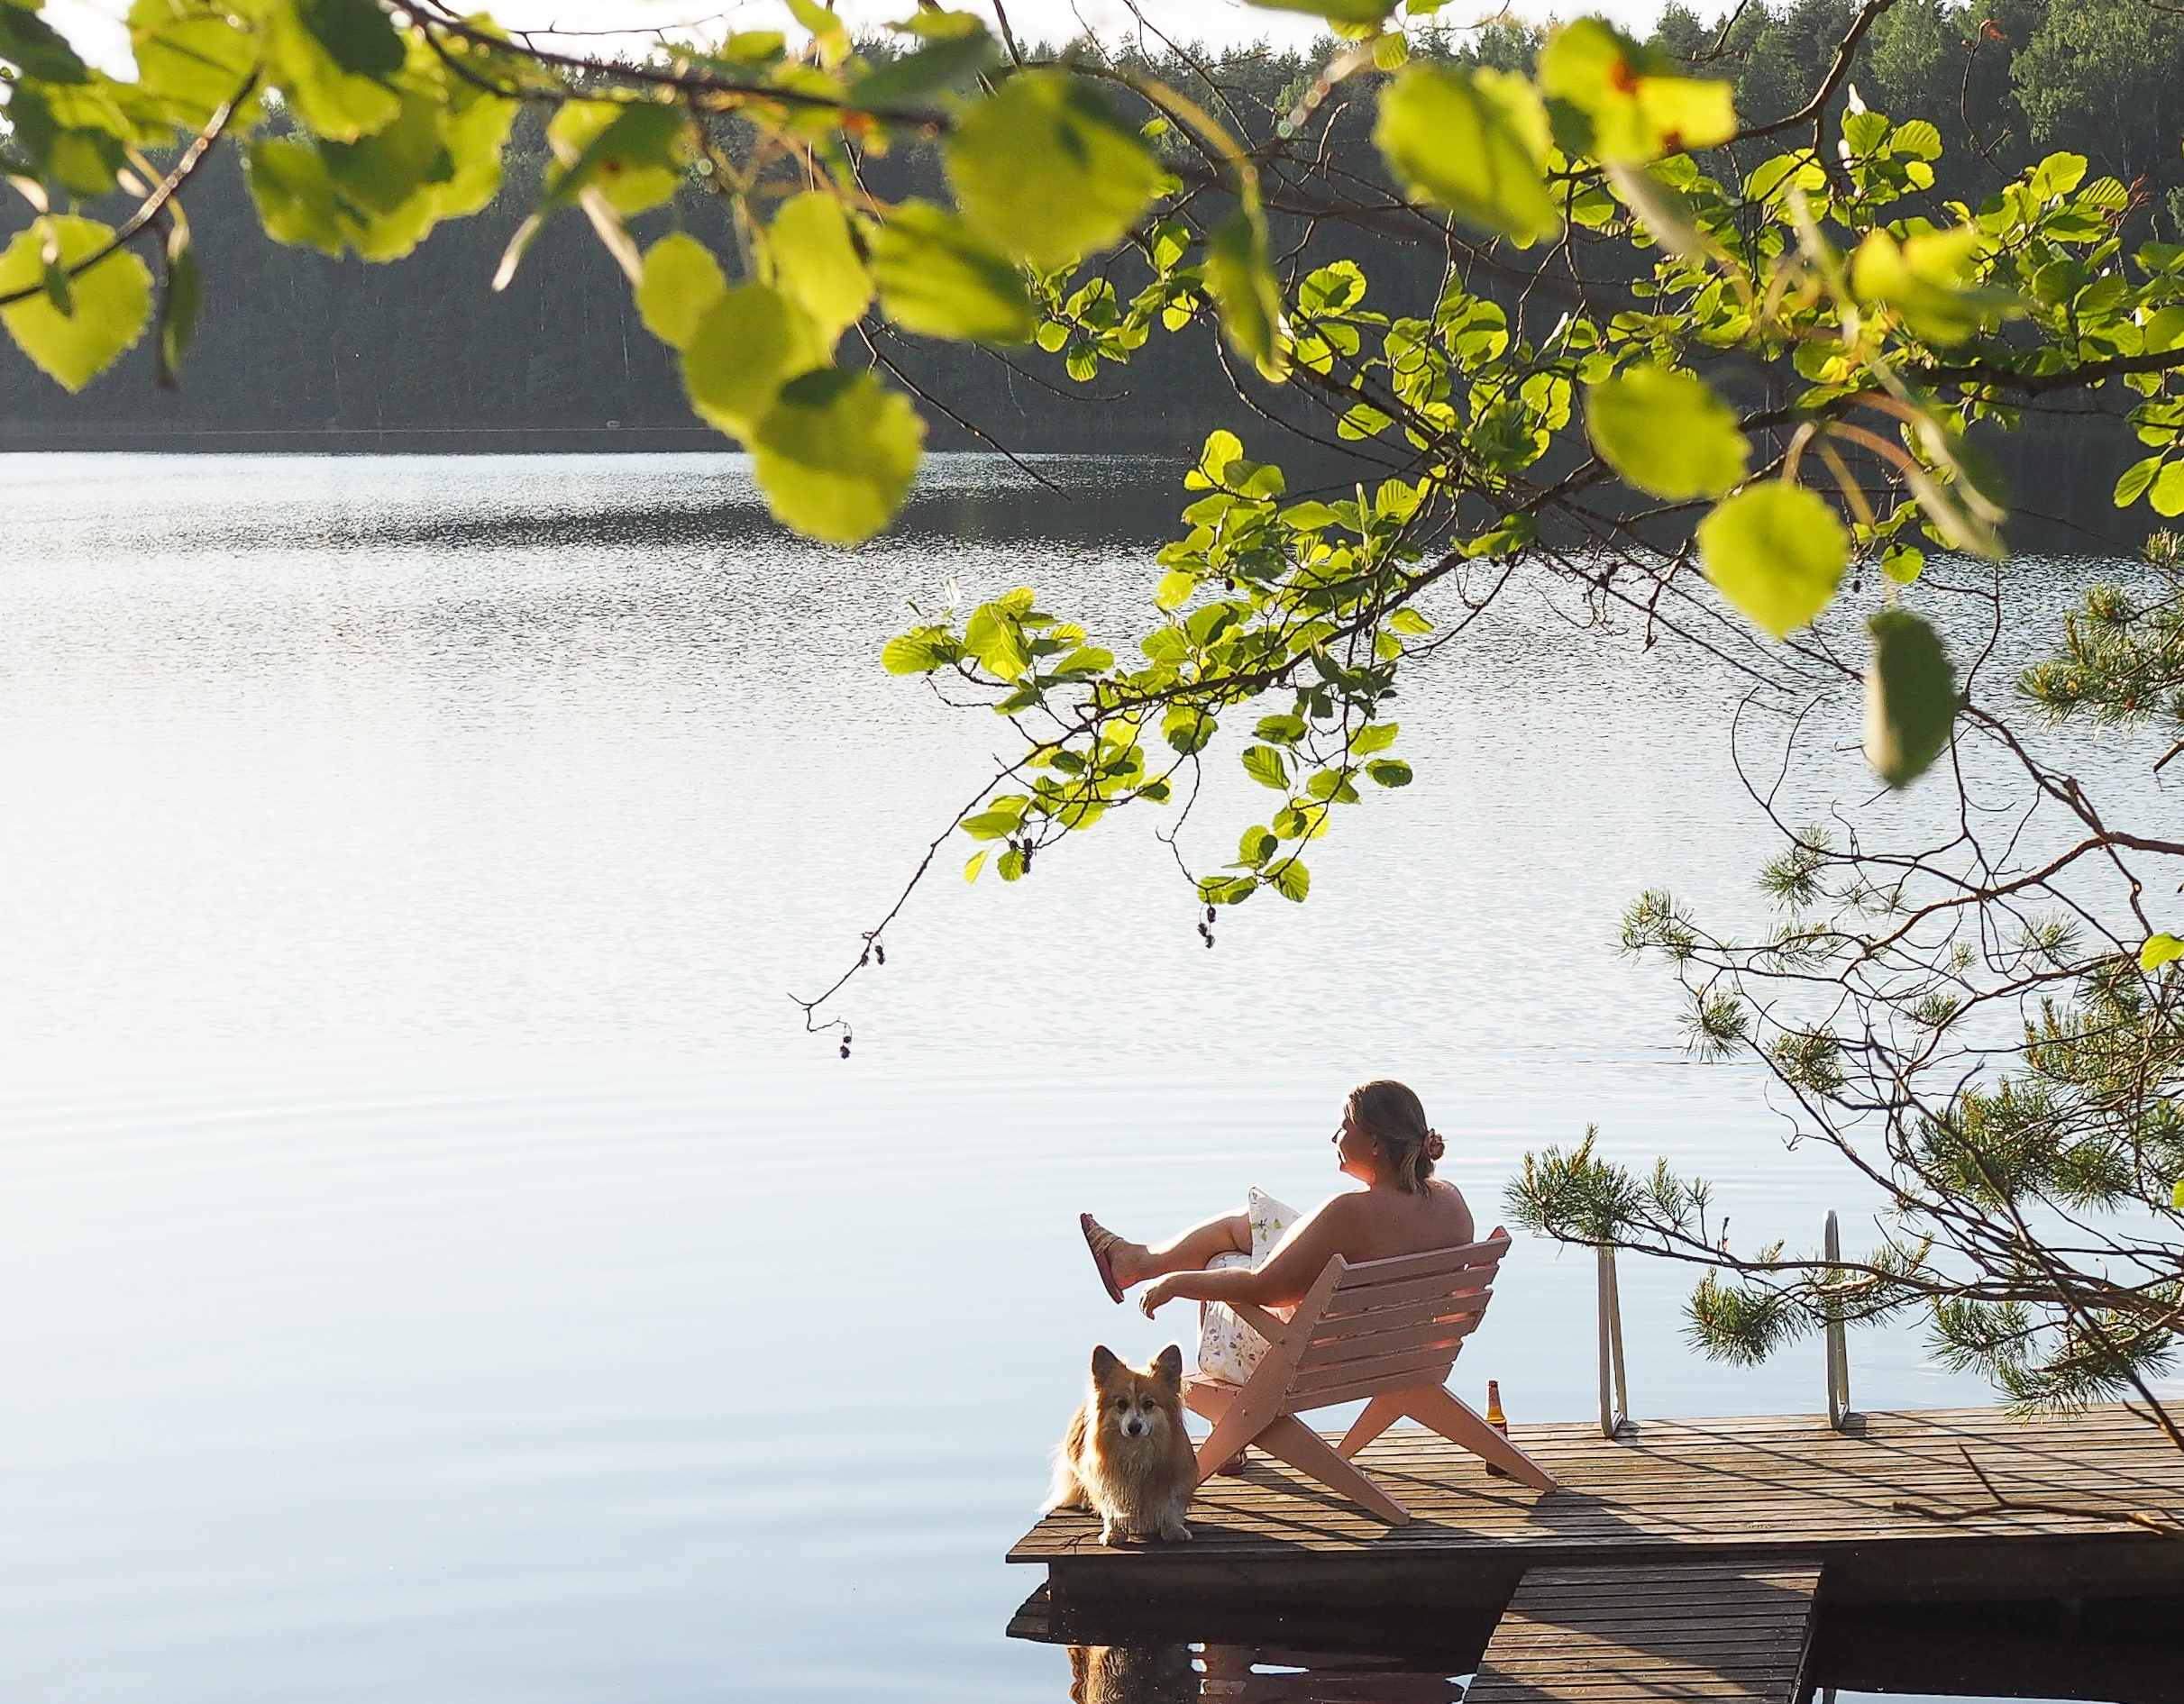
[1153,1343,1183,1386]
[1090,1344,1120,1382]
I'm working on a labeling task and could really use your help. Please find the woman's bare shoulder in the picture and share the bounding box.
[1428,1180,1477,1235]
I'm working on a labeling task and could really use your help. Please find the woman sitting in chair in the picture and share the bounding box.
[1079,1079,1473,1321]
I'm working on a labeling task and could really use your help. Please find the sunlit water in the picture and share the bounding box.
[0,453,2170,1701]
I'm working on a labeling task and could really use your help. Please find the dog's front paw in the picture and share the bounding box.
[1159,1519,1192,1542]
[1098,1519,1124,1546]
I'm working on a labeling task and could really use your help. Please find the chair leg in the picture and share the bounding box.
[1398,1383,1558,1491]
[1192,1382,1286,1485]
[1250,1415,1412,1525]
[1336,1392,1408,1460]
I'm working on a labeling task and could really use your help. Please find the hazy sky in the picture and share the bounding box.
[46,0,1675,77]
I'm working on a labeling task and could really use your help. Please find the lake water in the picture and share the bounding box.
[0,452,2168,1701]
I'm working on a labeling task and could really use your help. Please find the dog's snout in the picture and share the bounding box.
[1122,1412,1147,1436]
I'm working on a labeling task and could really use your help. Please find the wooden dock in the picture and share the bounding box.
[1467,1560,1820,1702]
[1010,1405,2184,1700]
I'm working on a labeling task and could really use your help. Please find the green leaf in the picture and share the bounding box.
[1697,484,1849,640]
[1539,19,1735,164]
[869,201,1033,343]
[946,69,1165,269]
[1153,570,1197,611]
[0,216,153,393]
[1281,500,1343,530]
[1198,873,1258,906]
[961,803,1026,839]
[546,100,685,217]
[1585,365,1748,500]
[1366,759,1413,787]
[130,0,258,123]
[1239,825,1277,866]
[319,87,452,214]
[771,193,872,344]
[243,69,508,265]
[1264,857,1311,902]
[1863,608,1958,788]
[1374,65,1559,247]
[1881,543,1925,585]
[1388,608,1433,634]
[964,599,1029,680]
[2029,151,2088,200]
[1193,428,1244,486]
[1203,213,1288,381]
[785,0,847,59]
[881,630,953,674]
[296,0,403,77]
[2174,1177,2184,1212]
[964,850,988,883]
[681,282,827,440]
[847,27,995,105]
[1850,226,2018,346]
[1298,260,1366,315]
[263,0,403,141]
[2153,462,2184,519]
[751,367,926,546]
[157,226,201,382]
[997,847,1028,881]
[1163,706,1215,752]
[4,82,130,197]
[637,232,726,351]
[1351,721,1399,753]
[0,2,88,81]
[2139,933,2184,971]
[2116,456,2163,508]
[1240,744,1290,789]
[243,137,349,256]
[1891,119,1942,160]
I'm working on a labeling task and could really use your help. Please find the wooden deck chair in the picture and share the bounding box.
[1183,1229,1556,1525]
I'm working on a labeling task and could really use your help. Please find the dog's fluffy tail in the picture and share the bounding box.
[1041,1405,1089,1513]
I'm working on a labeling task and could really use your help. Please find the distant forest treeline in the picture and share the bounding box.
[4,0,2181,524]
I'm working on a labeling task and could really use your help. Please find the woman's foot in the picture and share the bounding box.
[1079,1214,1148,1300]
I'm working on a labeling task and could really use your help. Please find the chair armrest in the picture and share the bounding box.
[1227,1299,1302,1355]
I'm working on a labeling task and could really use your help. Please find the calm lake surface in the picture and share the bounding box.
[0,452,2169,1701]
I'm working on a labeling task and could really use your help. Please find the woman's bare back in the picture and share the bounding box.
[1306,1177,1475,1265]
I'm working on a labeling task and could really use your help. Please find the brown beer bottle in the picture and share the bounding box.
[1484,1380,1511,1478]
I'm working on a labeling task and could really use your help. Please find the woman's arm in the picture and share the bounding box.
[1138,1195,1357,1316]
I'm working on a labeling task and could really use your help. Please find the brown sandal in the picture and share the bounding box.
[1079,1213,1126,1304]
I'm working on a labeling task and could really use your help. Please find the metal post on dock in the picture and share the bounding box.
[1823,1210,1852,1430]
[1596,1243,1631,1438]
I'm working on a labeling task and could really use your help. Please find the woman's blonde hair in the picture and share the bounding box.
[1348,1080,1442,1195]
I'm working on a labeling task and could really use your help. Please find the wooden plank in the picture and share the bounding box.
[1466,1560,1821,1704]
[1008,1404,2184,1584]
[1321,1270,1496,1317]
[1300,1298,1489,1355]
[1291,1344,1472,1401]
[1328,1240,1508,1289]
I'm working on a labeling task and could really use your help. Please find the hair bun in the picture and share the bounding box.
[1423,1129,1445,1162]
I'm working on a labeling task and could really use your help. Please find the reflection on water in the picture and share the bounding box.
[1065,1645,1466,1704]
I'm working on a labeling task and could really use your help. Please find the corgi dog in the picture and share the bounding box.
[1046,1344,1196,1545]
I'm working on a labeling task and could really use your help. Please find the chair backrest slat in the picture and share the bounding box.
[1302,1301,1494,1362]
[1293,1310,1485,1381]
[1327,1236,1507,1292]
[1281,1233,1507,1409]
[1288,1344,1469,1406]
[1320,1267,1496,1320]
